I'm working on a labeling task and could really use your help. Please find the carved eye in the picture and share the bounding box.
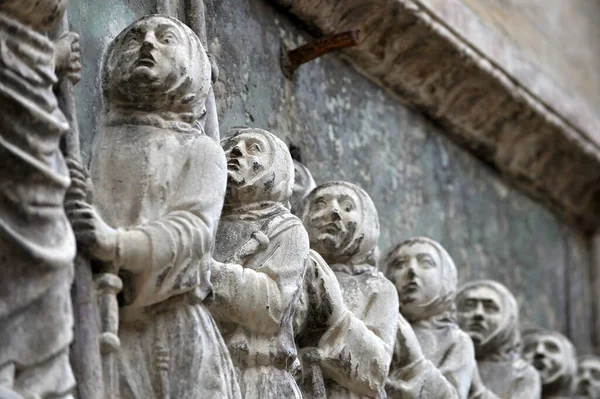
[126,39,140,50]
[419,256,435,267]
[314,198,327,210]
[463,299,477,310]
[591,368,600,381]
[484,300,500,313]
[249,143,262,153]
[342,200,354,212]
[545,342,559,353]
[392,258,408,269]
[159,31,178,45]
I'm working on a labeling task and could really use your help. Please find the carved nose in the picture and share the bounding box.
[231,146,243,157]
[406,267,416,278]
[331,209,341,221]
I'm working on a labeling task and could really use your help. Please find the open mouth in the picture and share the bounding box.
[532,358,548,371]
[402,281,419,293]
[135,54,155,68]
[227,158,241,170]
[468,322,486,332]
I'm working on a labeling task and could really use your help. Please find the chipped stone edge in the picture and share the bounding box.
[270,0,600,233]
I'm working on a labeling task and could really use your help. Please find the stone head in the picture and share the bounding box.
[290,160,316,216]
[102,15,210,125]
[221,127,294,207]
[574,356,600,398]
[300,181,379,266]
[522,328,577,390]
[384,237,457,321]
[456,280,520,358]
[0,0,67,32]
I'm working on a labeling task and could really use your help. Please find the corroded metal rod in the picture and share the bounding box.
[281,30,360,79]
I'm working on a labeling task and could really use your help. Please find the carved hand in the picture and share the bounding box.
[393,312,424,368]
[54,31,82,85]
[65,159,116,262]
[313,259,346,326]
[66,200,117,262]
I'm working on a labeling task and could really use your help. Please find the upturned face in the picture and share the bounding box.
[389,242,443,310]
[522,334,567,384]
[574,359,600,398]
[223,133,271,187]
[112,17,188,92]
[304,185,361,256]
[457,286,503,346]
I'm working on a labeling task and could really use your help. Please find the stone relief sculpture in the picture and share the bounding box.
[383,237,476,399]
[290,159,317,216]
[0,0,81,397]
[67,15,240,398]
[522,328,577,398]
[456,280,541,399]
[209,127,310,398]
[296,181,398,398]
[573,356,600,398]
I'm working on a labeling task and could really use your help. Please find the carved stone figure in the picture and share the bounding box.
[290,159,316,216]
[296,181,398,398]
[0,1,81,397]
[67,15,240,398]
[573,356,600,398]
[456,280,541,399]
[210,127,309,398]
[384,237,476,399]
[522,328,577,398]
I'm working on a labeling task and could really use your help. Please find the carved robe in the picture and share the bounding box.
[385,238,475,399]
[457,281,541,399]
[386,315,476,399]
[210,129,309,399]
[92,16,240,399]
[0,11,75,398]
[297,181,397,399]
[322,263,398,399]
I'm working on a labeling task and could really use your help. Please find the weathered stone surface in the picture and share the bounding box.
[573,356,600,399]
[269,0,600,233]
[384,237,477,398]
[522,328,577,398]
[211,128,308,398]
[68,15,240,398]
[66,0,595,351]
[298,181,398,398]
[0,1,78,396]
[457,280,541,399]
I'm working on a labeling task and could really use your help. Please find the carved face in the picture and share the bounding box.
[523,333,568,384]
[304,185,361,255]
[457,286,503,346]
[223,132,272,187]
[389,242,443,310]
[574,358,600,398]
[111,17,189,92]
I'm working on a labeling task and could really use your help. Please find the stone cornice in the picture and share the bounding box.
[272,0,600,232]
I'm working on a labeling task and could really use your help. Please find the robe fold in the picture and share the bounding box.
[91,124,240,398]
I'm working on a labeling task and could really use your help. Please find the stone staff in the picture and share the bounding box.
[50,10,106,399]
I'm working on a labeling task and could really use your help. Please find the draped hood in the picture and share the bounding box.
[384,237,458,324]
[221,127,294,215]
[301,181,380,269]
[101,15,211,133]
[457,280,520,360]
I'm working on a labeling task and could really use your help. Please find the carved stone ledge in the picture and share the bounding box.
[271,0,600,232]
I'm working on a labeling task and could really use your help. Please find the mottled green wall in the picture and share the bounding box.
[68,0,595,352]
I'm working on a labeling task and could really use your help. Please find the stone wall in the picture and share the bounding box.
[67,0,595,352]
[444,0,600,115]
